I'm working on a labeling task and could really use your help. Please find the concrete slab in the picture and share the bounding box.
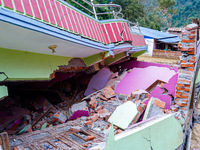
[108,101,139,130]
[163,73,178,97]
[115,66,176,95]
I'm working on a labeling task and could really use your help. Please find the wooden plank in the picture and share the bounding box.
[31,106,52,127]
[0,132,11,150]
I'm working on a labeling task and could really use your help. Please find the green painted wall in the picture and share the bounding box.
[83,51,110,66]
[0,86,8,100]
[195,69,200,84]
[0,47,72,81]
[104,115,183,150]
[131,50,146,58]
[104,52,126,66]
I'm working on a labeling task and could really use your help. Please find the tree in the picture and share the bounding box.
[157,0,178,29]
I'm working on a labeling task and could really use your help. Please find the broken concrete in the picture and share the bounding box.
[68,101,90,120]
[108,101,139,130]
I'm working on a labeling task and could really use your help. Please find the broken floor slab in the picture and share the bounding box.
[104,114,183,150]
[108,101,139,130]
[115,66,176,95]
[162,73,179,97]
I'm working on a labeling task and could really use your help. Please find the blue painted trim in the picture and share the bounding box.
[0,7,112,52]
[144,36,154,39]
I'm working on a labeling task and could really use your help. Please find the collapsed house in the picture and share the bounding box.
[0,0,200,150]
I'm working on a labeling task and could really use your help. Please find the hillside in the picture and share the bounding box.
[173,0,200,27]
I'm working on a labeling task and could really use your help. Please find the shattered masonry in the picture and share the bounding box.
[0,23,199,150]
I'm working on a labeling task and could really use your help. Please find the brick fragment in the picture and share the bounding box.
[137,105,143,114]
[181,39,195,43]
[99,94,108,101]
[177,83,184,87]
[90,114,98,122]
[181,47,195,51]
[178,79,192,84]
[180,60,186,63]
[188,51,195,55]
[192,56,196,60]
[116,129,123,134]
[180,63,194,68]
[189,35,195,39]
[175,94,189,99]
[132,113,140,124]
[106,86,115,96]
[187,68,194,71]
[102,89,110,98]
[153,99,165,109]
[84,120,92,127]
[176,102,187,107]
[185,23,198,31]
[87,136,95,140]
[184,84,191,88]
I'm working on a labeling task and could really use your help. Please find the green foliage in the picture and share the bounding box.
[172,0,200,27]
[65,0,199,30]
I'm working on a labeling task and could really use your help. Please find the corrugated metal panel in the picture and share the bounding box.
[30,0,42,20]
[3,0,14,9]
[111,23,121,42]
[44,0,56,25]
[131,33,146,46]
[14,0,24,13]
[157,37,180,43]
[105,23,116,43]
[139,27,178,39]
[22,0,33,16]
[37,0,49,22]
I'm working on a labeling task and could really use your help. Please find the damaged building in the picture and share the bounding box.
[0,0,200,150]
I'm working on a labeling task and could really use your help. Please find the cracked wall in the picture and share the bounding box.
[104,115,183,150]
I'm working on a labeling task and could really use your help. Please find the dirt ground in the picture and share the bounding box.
[137,55,179,65]
[190,99,200,149]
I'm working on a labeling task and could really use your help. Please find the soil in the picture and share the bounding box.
[137,55,180,65]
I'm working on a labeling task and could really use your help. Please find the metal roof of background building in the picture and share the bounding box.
[168,28,183,32]
[139,27,178,39]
